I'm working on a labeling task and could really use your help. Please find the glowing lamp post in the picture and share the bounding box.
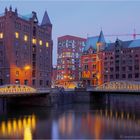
[24,65,31,70]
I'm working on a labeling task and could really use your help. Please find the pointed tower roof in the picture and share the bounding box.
[97,30,106,43]
[41,11,51,25]
[115,37,123,47]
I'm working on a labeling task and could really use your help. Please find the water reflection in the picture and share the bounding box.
[52,107,140,139]
[0,104,140,139]
[0,114,36,139]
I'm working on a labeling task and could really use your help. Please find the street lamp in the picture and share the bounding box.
[24,65,31,70]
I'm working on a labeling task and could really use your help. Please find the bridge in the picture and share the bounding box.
[87,81,140,93]
[0,84,51,97]
[0,81,139,111]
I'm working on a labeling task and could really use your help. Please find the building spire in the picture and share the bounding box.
[41,10,51,26]
[5,7,8,14]
[9,5,12,11]
[97,30,106,43]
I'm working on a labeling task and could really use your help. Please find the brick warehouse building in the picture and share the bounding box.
[81,30,140,87]
[0,7,53,88]
[56,35,86,88]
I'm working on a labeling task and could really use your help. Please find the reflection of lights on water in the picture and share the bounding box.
[0,114,36,139]
[18,119,22,131]
[7,120,12,134]
[1,122,6,135]
[58,113,73,135]
[13,119,17,132]
[94,115,101,139]
[121,112,124,119]
[24,126,32,140]
[31,115,36,130]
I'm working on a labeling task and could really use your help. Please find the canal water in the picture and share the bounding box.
[0,102,140,139]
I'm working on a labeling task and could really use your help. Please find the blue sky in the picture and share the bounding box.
[0,0,140,64]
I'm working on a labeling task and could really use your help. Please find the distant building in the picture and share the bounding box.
[0,6,53,88]
[81,30,140,87]
[103,38,140,83]
[56,35,86,88]
[52,65,57,87]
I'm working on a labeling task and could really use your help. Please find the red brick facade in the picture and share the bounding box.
[0,7,53,88]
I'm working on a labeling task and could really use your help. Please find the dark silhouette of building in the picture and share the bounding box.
[0,6,53,88]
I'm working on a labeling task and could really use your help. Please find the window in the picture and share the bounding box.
[128,74,132,79]
[110,75,113,79]
[39,40,42,46]
[46,80,49,86]
[32,70,36,77]
[0,79,3,85]
[0,41,3,46]
[122,67,126,71]
[24,35,28,42]
[0,33,3,39]
[116,74,119,79]
[33,26,36,36]
[122,74,126,78]
[135,73,139,78]
[16,71,19,77]
[84,65,88,70]
[39,80,43,86]
[32,38,36,44]
[104,75,107,79]
[128,66,132,71]
[93,64,96,69]
[32,80,35,85]
[15,79,20,84]
[110,67,114,72]
[24,79,28,85]
[46,42,49,47]
[135,65,139,70]
[116,66,119,71]
[15,32,19,38]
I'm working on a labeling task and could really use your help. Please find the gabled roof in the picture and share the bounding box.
[128,39,140,48]
[41,11,51,25]
[84,36,99,51]
[105,39,134,51]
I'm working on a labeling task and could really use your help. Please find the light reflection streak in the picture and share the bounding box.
[0,114,36,139]
[56,109,140,139]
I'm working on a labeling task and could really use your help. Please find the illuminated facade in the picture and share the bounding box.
[81,31,105,87]
[0,7,53,88]
[81,30,140,87]
[56,35,86,88]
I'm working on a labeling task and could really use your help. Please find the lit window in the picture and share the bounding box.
[39,40,42,46]
[16,71,19,77]
[46,42,49,47]
[32,38,36,44]
[15,32,19,38]
[24,35,28,42]
[0,33,3,39]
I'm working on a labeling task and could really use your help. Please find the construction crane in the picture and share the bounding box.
[105,29,140,40]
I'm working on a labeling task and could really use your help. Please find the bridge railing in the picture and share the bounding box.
[89,81,140,92]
